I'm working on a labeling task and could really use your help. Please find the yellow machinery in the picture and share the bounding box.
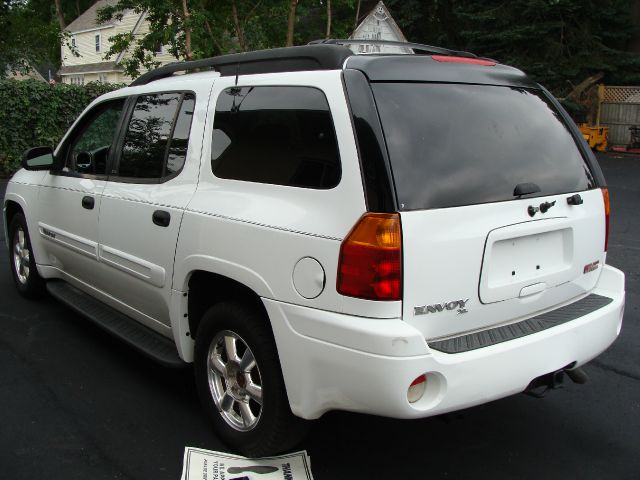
[578,84,608,151]
[579,124,608,151]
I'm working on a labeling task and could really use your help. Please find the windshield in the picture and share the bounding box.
[372,83,594,210]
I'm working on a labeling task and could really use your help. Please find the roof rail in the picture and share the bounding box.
[310,38,478,59]
[130,44,353,87]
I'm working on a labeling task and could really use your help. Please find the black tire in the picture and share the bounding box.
[8,212,45,298]
[194,301,308,457]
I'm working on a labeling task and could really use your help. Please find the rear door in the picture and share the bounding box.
[97,92,198,327]
[371,82,607,340]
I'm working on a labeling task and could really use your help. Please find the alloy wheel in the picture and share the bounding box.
[13,227,30,285]
[207,330,263,431]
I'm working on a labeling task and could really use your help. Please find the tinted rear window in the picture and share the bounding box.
[372,83,594,210]
[211,86,340,189]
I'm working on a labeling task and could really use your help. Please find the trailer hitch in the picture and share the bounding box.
[524,365,589,398]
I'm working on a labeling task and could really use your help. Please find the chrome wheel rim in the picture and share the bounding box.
[207,330,263,431]
[13,227,30,285]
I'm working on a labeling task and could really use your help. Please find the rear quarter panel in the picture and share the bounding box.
[174,70,401,318]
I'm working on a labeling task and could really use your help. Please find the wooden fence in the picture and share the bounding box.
[600,86,640,147]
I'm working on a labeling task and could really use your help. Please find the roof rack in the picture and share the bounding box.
[130,39,480,87]
[130,44,353,87]
[311,38,478,59]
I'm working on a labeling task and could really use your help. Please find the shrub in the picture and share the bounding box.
[0,79,124,177]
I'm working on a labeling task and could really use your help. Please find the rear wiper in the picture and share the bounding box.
[513,182,541,197]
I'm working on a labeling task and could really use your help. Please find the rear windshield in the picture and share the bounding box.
[372,83,594,210]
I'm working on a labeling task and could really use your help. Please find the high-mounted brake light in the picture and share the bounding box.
[337,213,402,301]
[431,55,496,66]
[602,188,610,252]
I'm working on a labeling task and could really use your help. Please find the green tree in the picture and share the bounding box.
[386,0,640,94]
[97,0,362,77]
[0,0,95,79]
[97,0,295,76]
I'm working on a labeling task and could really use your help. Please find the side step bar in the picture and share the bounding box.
[46,280,185,368]
[429,294,613,354]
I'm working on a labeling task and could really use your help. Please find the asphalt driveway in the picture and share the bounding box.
[0,152,638,479]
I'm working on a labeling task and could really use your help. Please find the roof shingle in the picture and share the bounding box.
[66,0,120,33]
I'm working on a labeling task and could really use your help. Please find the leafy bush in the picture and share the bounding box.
[0,79,124,177]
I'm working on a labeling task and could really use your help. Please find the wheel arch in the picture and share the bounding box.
[3,199,24,240]
[186,269,270,341]
[3,191,49,270]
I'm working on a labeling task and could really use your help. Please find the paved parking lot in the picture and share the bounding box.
[1,153,638,479]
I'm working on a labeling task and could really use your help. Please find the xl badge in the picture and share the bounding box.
[414,299,469,316]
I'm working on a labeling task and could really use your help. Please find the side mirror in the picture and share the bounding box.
[22,146,54,171]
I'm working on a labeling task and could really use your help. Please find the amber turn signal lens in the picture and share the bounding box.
[602,188,610,252]
[336,213,402,301]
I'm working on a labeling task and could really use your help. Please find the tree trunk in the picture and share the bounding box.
[326,0,332,39]
[286,0,299,47]
[204,19,224,52]
[54,0,66,30]
[182,0,193,60]
[562,72,605,103]
[231,0,247,51]
[354,0,361,30]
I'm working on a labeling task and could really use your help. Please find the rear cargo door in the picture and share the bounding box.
[372,82,607,340]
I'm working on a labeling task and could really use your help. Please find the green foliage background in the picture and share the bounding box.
[1,0,638,177]
[0,80,123,177]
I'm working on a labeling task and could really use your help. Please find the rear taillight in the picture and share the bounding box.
[602,188,610,251]
[337,213,402,301]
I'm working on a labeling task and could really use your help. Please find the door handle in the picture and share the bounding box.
[82,196,94,210]
[152,210,171,227]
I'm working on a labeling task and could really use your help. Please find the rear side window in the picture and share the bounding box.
[117,92,195,180]
[211,86,340,189]
[372,83,594,210]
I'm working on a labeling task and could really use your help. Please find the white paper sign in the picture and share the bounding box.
[180,447,314,480]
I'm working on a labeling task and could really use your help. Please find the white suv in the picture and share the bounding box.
[3,41,625,456]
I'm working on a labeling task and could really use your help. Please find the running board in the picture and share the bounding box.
[46,280,185,368]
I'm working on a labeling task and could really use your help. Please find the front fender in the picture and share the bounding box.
[3,181,48,267]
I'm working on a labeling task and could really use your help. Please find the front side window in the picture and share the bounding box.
[64,99,125,175]
[211,86,340,189]
[117,92,195,180]
[95,33,101,53]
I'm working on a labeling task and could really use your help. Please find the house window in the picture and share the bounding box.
[98,73,108,83]
[95,33,101,53]
[69,75,85,85]
[71,36,76,48]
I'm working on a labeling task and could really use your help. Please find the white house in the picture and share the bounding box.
[58,0,176,85]
[349,1,412,54]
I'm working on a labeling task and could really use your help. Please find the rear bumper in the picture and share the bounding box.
[264,264,625,420]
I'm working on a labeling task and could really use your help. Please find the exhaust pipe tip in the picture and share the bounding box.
[565,366,589,384]
[524,364,588,398]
